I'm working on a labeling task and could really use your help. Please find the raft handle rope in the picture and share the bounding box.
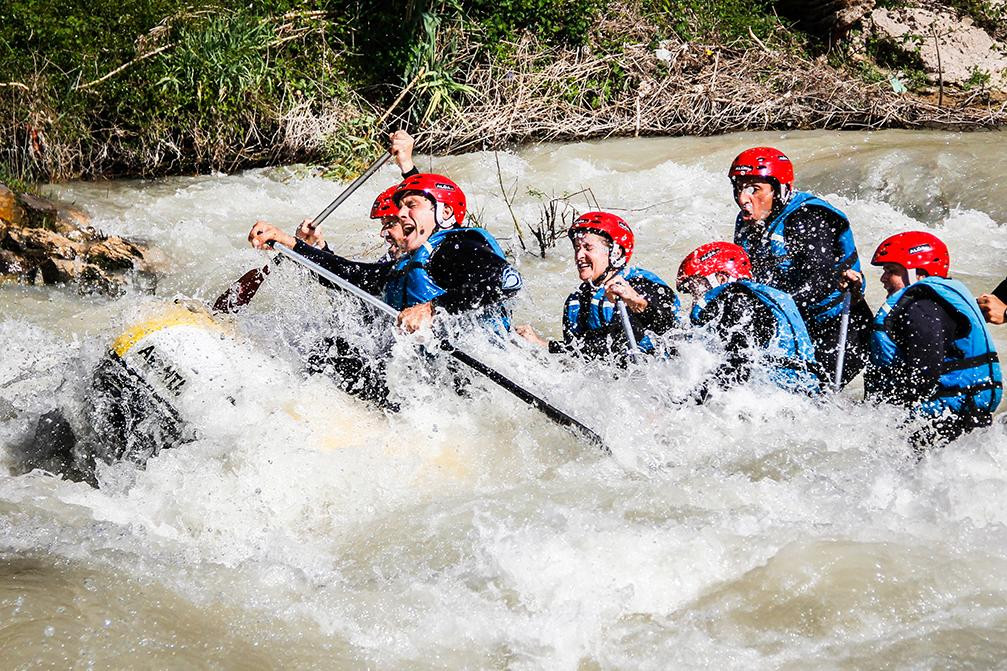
[271,242,612,455]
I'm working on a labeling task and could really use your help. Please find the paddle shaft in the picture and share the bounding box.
[309,153,392,230]
[213,153,391,313]
[832,290,852,392]
[616,299,640,364]
[270,242,610,454]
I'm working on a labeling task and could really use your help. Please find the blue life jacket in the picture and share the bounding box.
[383,227,518,330]
[691,279,820,391]
[867,276,1002,419]
[734,190,861,323]
[563,266,679,353]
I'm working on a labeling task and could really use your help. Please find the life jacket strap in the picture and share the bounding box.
[940,351,1000,373]
[932,379,1003,398]
[838,249,859,271]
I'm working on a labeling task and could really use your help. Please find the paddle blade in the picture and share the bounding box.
[212,264,271,314]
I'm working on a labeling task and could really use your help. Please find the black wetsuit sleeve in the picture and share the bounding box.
[628,277,680,336]
[993,276,1007,303]
[426,232,518,313]
[402,166,419,178]
[692,286,775,390]
[786,206,852,312]
[292,239,392,296]
[878,296,957,405]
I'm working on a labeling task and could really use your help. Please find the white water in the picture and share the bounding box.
[2,129,1007,668]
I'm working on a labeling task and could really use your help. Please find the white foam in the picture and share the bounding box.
[3,129,1007,667]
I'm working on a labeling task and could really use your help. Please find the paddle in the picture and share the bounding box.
[615,299,640,365]
[270,242,611,454]
[212,152,392,313]
[832,290,852,392]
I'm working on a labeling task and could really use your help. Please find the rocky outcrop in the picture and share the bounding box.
[869,5,1007,91]
[0,184,154,296]
[776,0,876,38]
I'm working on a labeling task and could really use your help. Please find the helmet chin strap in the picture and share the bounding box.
[587,244,626,289]
[692,274,722,309]
[590,266,620,290]
[434,201,450,229]
[609,245,627,269]
[762,180,790,223]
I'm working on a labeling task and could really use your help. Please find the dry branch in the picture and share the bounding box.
[413,26,1007,155]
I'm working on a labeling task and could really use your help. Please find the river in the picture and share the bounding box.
[2,129,1007,668]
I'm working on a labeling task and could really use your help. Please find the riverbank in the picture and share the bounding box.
[3,0,1007,185]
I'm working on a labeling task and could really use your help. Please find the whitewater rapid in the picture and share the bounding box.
[2,129,1007,668]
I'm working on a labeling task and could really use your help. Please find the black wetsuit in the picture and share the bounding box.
[746,205,873,388]
[990,276,1007,314]
[688,284,821,398]
[292,232,518,408]
[547,273,680,364]
[993,276,1007,304]
[863,292,983,449]
[693,285,776,391]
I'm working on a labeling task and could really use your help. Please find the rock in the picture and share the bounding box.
[77,264,123,296]
[55,203,91,235]
[38,257,77,284]
[0,249,28,275]
[2,226,79,260]
[85,236,144,272]
[776,0,876,38]
[18,193,58,230]
[0,185,152,296]
[39,257,125,296]
[0,184,26,226]
[869,6,1007,90]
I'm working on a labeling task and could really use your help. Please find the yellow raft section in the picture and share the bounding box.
[106,300,471,481]
[110,303,228,358]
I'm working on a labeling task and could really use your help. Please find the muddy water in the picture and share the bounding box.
[2,129,1007,669]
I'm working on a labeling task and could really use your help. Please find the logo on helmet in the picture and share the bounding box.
[435,182,455,191]
[908,244,933,254]
[699,249,719,262]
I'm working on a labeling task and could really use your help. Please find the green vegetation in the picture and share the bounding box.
[866,32,928,82]
[963,65,992,91]
[0,0,999,185]
[0,0,626,183]
[468,0,607,47]
[651,0,789,46]
[943,0,1007,40]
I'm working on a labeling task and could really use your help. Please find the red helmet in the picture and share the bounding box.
[392,173,466,227]
[677,242,752,291]
[568,211,635,266]
[370,185,398,220]
[729,147,795,192]
[871,231,949,278]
